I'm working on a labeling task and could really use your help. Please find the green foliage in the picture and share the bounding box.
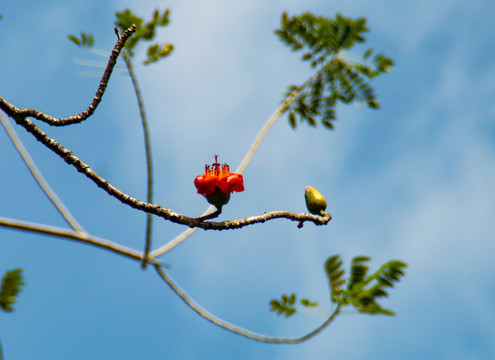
[68,9,174,66]
[68,32,94,48]
[346,258,407,315]
[115,8,174,64]
[327,255,407,316]
[276,12,368,60]
[324,255,346,302]
[144,43,174,65]
[347,256,371,289]
[269,293,319,317]
[275,12,394,130]
[269,293,297,317]
[270,255,406,320]
[300,298,319,307]
[0,269,25,312]
[270,294,297,317]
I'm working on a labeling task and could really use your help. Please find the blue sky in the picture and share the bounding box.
[1,0,495,359]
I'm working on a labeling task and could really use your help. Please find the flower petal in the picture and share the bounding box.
[216,174,244,193]
[194,175,217,195]
[226,174,244,192]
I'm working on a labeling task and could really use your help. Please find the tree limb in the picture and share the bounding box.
[0,25,136,126]
[0,216,163,265]
[1,109,332,230]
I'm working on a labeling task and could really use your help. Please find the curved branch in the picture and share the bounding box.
[0,110,332,230]
[0,25,136,126]
[155,265,341,343]
[0,216,164,265]
[200,210,331,229]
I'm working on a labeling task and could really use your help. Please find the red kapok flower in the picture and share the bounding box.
[194,156,244,207]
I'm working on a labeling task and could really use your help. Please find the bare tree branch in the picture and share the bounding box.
[1,109,332,230]
[0,216,164,265]
[0,25,136,126]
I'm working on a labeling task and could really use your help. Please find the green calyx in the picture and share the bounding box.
[305,186,327,216]
[205,188,231,208]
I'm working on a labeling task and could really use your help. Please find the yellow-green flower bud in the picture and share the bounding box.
[305,186,327,216]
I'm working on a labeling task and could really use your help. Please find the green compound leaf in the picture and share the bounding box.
[325,255,346,303]
[143,43,174,65]
[348,256,371,290]
[276,12,393,130]
[269,293,298,317]
[346,257,407,316]
[115,8,173,61]
[323,255,407,315]
[269,256,407,319]
[373,52,394,73]
[0,269,25,312]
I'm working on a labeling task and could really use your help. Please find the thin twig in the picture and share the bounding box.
[0,216,163,265]
[121,51,154,269]
[195,207,222,221]
[0,25,136,126]
[0,113,85,233]
[154,265,341,343]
